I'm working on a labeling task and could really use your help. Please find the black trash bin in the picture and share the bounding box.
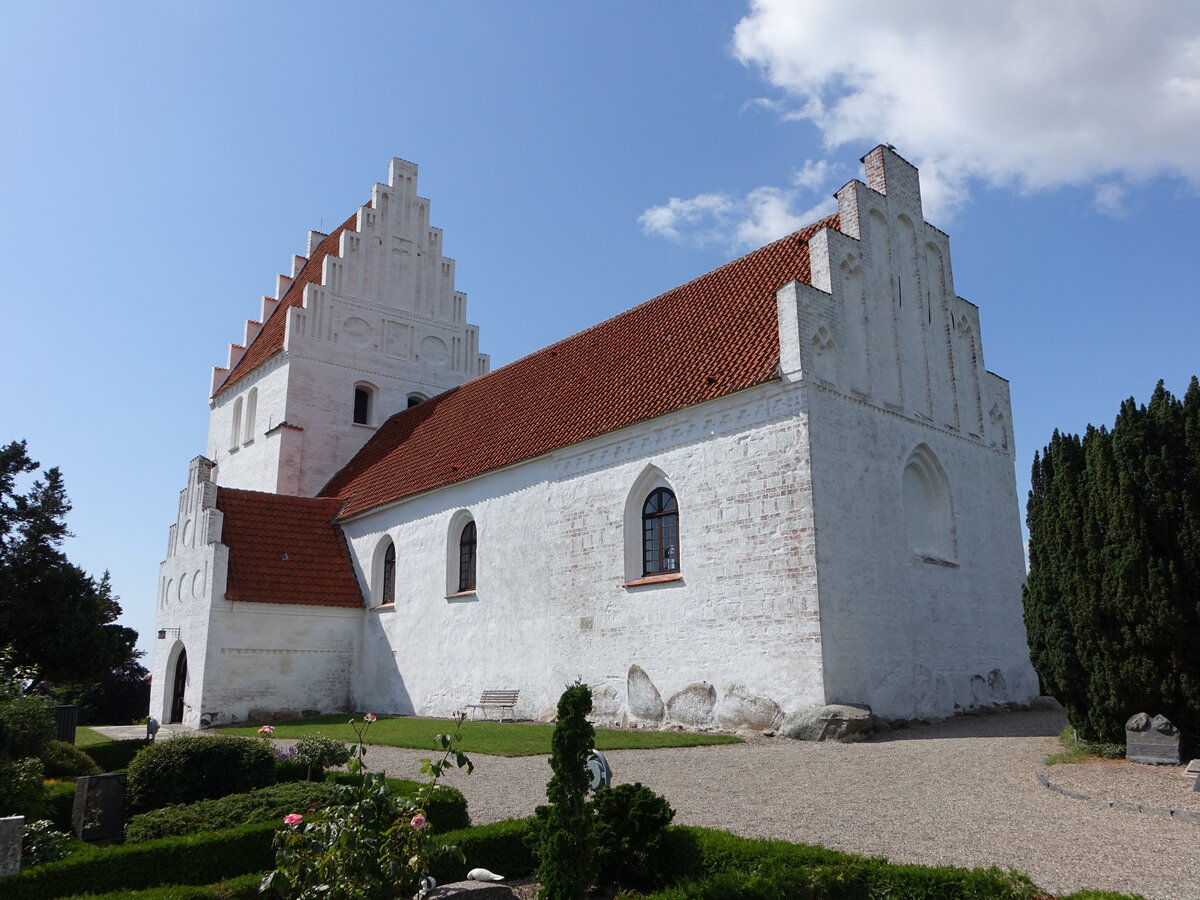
[52,704,79,744]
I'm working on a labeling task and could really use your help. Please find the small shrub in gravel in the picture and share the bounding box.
[294,733,351,780]
[127,734,276,811]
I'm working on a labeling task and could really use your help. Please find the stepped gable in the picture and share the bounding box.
[216,488,362,607]
[214,209,364,396]
[323,215,840,520]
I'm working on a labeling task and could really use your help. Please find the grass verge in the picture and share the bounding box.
[1044,726,1125,765]
[221,715,740,756]
[74,726,116,747]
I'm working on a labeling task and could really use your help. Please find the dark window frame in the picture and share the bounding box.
[641,487,679,576]
[353,387,371,425]
[380,542,396,605]
[458,520,477,592]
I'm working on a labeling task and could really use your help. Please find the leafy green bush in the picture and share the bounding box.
[294,733,350,779]
[126,781,339,843]
[41,739,100,777]
[326,773,469,833]
[592,782,675,888]
[0,820,277,899]
[0,756,46,818]
[43,779,77,831]
[127,734,276,811]
[0,691,54,759]
[86,738,150,772]
[21,819,73,867]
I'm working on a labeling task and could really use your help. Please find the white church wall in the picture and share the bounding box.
[342,380,826,726]
[206,357,290,493]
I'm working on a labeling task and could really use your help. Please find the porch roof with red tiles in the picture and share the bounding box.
[216,488,363,607]
[323,215,840,521]
[214,209,363,397]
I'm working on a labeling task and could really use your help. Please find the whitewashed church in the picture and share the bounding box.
[150,146,1039,731]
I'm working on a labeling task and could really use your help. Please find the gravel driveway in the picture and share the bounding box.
[353,710,1199,900]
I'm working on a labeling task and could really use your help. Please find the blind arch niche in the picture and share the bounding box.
[902,444,956,563]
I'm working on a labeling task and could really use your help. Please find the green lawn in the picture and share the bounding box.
[74,726,115,748]
[221,715,740,757]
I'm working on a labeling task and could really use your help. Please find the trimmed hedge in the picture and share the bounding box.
[42,780,77,832]
[429,817,536,885]
[127,735,276,811]
[1,820,277,899]
[63,872,264,899]
[325,773,470,833]
[86,738,151,773]
[126,781,339,843]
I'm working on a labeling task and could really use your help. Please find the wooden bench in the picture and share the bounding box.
[466,689,520,722]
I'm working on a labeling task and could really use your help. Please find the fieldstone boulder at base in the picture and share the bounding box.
[627,665,665,723]
[666,682,716,727]
[425,882,515,899]
[588,683,621,724]
[715,685,783,731]
[781,704,874,742]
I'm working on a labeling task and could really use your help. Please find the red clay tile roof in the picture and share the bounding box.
[216,488,363,607]
[323,215,840,520]
[214,210,363,396]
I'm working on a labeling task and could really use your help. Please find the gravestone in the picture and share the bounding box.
[0,815,23,876]
[1124,712,1181,765]
[72,773,127,842]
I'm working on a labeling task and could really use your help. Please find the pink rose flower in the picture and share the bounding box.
[364,713,378,723]
[284,813,303,826]
[410,813,426,830]
[258,725,275,735]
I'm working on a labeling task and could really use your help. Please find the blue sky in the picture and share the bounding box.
[3,1,1199,668]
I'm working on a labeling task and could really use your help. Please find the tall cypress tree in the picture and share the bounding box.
[1024,378,1200,746]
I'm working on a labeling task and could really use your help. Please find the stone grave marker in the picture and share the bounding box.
[1124,712,1181,765]
[0,815,23,876]
[72,773,127,843]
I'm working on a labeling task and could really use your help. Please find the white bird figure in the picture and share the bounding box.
[415,875,437,899]
[467,867,505,882]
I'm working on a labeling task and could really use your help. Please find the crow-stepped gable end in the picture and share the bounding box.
[151,147,1037,731]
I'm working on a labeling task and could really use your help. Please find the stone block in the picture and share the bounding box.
[1125,713,1181,766]
[781,704,873,743]
[666,682,716,727]
[72,773,127,842]
[0,815,23,877]
[715,685,783,731]
[425,881,516,898]
[626,665,664,723]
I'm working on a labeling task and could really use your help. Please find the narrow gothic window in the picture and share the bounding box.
[229,398,243,451]
[381,542,396,605]
[354,387,371,425]
[243,388,258,444]
[642,487,679,576]
[458,520,477,592]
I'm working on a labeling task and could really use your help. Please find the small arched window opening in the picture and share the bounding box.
[407,393,428,409]
[243,388,258,444]
[642,487,679,576]
[353,386,372,425]
[229,397,243,451]
[458,520,477,592]
[372,537,396,607]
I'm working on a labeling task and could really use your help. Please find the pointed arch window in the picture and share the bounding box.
[458,520,477,592]
[243,388,258,444]
[229,397,243,451]
[642,487,679,576]
[380,542,396,605]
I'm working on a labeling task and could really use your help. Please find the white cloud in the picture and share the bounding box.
[639,180,837,251]
[1092,182,1128,217]
[731,0,1200,219]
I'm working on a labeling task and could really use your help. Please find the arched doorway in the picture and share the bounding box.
[170,648,188,724]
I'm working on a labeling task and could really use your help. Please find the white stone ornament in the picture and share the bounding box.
[467,868,505,881]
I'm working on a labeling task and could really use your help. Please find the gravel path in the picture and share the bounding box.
[350,710,1199,900]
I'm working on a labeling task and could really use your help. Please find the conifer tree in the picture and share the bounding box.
[530,681,597,900]
[1024,378,1200,746]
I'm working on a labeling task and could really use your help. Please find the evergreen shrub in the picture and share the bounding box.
[125,781,339,843]
[592,781,675,889]
[127,734,276,811]
[41,739,100,777]
[1024,377,1200,747]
